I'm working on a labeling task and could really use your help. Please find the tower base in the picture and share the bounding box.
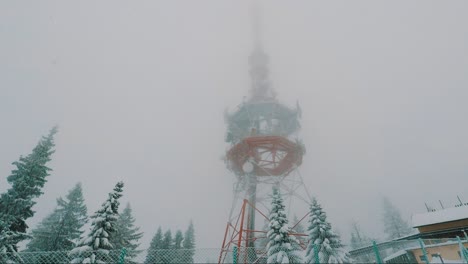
[218,199,308,264]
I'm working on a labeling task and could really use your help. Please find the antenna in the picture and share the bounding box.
[439,200,444,209]
[424,202,431,212]
[247,0,276,101]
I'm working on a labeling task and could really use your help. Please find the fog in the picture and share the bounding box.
[2,1,468,249]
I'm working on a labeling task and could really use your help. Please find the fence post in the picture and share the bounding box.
[418,238,429,264]
[457,236,468,263]
[372,241,382,264]
[233,246,238,264]
[118,247,127,264]
[313,243,320,264]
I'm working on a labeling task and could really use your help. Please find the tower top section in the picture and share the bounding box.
[248,2,276,102]
[224,1,302,145]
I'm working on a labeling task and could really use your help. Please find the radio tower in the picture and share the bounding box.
[218,2,311,264]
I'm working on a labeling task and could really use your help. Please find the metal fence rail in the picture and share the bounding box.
[350,237,468,264]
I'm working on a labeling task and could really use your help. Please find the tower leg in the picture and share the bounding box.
[246,174,257,263]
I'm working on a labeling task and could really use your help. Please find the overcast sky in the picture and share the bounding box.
[1,0,468,249]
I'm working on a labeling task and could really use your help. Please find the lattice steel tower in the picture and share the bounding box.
[218,3,311,264]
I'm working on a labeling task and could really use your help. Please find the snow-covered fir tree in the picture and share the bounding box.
[266,187,302,264]
[160,230,173,263]
[305,198,350,264]
[26,182,88,252]
[172,230,184,263]
[382,197,413,240]
[25,212,61,251]
[69,181,124,264]
[144,227,163,264]
[349,221,371,250]
[161,230,173,249]
[181,221,196,263]
[0,127,57,257]
[349,221,374,263]
[111,203,143,263]
[173,230,183,250]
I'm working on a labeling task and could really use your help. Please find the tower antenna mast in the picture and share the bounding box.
[218,2,310,263]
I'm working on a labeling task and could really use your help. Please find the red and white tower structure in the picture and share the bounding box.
[219,4,312,264]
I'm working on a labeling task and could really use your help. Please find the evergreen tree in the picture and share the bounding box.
[173,230,183,250]
[349,221,371,250]
[181,221,195,263]
[349,221,374,263]
[160,230,173,263]
[305,198,350,264]
[144,227,163,264]
[25,212,61,252]
[172,230,184,263]
[161,230,173,249]
[382,197,413,240]
[266,188,302,264]
[22,212,64,264]
[111,203,143,263]
[0,127,57,256]
[69,181,124,264]
[26,183,88,252]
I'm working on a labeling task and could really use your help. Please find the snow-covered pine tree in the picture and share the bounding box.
[181,221,195,263]
[26,182,88,252]
[172,230,184,263]
[349,221,374,263]
[0,127,58,256]
[382,197,413,240]
[144,227,163,264]
[173,230,183,250]
[305,198,350,264]
[25,212,61,252]
[349,221,371,250]
[111,203,143,263]
[69,181,124,264]
[160,230,173,263]
[161,230,173,249]
[266,187,302,264]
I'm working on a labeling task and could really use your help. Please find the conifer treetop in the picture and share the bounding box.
[144,227,164,264]
[0,126,58,255]
[69,181,124,264]
[305,198,350,264]
[266,187,302,264]
[382,197,413,240]
[113,203,143,250]
[26,182,88,252]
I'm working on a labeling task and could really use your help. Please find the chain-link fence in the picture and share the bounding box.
[0,248,219,264]
[2,238,468,264]
[220,247,268,264]
[350,237,468,264]
[0,248,287,264]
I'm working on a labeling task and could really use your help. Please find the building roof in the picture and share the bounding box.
[412,205,468,227]
[400,226,468,240]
